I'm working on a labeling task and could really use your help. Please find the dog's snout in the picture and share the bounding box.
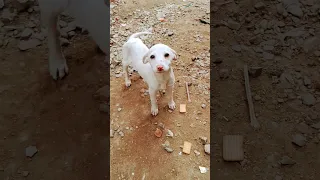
[157,65,164,71]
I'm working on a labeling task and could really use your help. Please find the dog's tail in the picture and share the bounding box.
[128,32,152,40]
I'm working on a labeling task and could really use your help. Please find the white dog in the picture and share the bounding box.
[38,0,110,80]
[122,32,177,116]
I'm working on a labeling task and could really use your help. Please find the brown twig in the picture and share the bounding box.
[185,82,191,102]
[244,65,260,130]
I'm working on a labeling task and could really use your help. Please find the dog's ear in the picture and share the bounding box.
[142,51,150,64]
[170,48,177,60]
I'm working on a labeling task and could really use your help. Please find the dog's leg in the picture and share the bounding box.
[122,63,131,87]
[167,85,176,110]
[47,15,69,80]
[149,88,159,116]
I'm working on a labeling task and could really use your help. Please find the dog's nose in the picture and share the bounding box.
[157,65,164,71]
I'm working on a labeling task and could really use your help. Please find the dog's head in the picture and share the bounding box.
[142,44,177,73]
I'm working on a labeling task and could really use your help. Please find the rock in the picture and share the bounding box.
[213,57,223,64]
[194,150,200,156]
[118,131,124,137]
[22,171,29,177]
[25,146,38,157]
[167,31,174,36]
[199,136,208,145]
[18,39,41,51]
[292,134,307,147]
[60,37,70,46]
[248,67,262,78]
[110,129,114,138]
[303,36,320,53]
[1,8,17,23]
[15,0,33,12]
[231,44,241,52]
[94,85,109,101]
[201,104,206,108]
[254,2,265,9]
[311,122,320,129]
[263,51,274,60]
[254,95,261,101]
[276,3,284,14]
[301,93,316,106]
[219,69,229,79]
[283,0,303,18]
[296,122,312,134]
[227,19,240,30]
[154,128,162,138]
[166,129,174,137]
[303,76,311,86]
[20,28,33,40]
[33,32,46,41]
[204,144,210,154]
[164,147,174,153]
[279,156,296,165]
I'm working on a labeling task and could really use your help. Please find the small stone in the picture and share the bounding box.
[25,146,38,157]
[248,67,262,78]
[199,136,208,145]
[311,122,320,129]
[118,131,124,137]
[232,44,241,52]
[60,38,69,46]
[18,39,41,51]
[20,28,33,39]
[158,122,165,130]
[117,108,122,112]
[110,129,114,138]
[303,76,311,86]
[204,144,210,154]
[213,57,223,64]
[227,19,241,30]
[166,129,174,137]
[164,147,174,153]
[179,104,186,113]
[182,141,192,154]
[279,156,296,165]
[301,93,316,106]
[199,166,207,174]
[22,171,29,177]
[194,150,200,156]
[201,104,206,108]
[167,31,174,36]
[254,2,265,9]
[154,128,162,138]
[292,134,307,147]
[263,51,274,60]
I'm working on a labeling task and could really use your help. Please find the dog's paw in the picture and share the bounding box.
[151,106,159,116]
[125,80,131,87]
[49,56,69,80]
[168,100,176,110]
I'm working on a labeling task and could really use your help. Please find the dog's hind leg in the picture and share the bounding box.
[38,0,69,80]
[122,62,131,87]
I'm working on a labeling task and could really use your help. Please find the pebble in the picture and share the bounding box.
[292,134,307,147]
[20,28,33,39]
[154,128,162,138]
[110,129,114,138]
[201,104,206,108]
[254,2,266,9]
[164,147,174,153]
[25,146,38,157]
[22,171,29,177]
[199,136,207,145]
[194,150,200,156]
[227,19,241,30]
[18,39,41,51]
[117,108,122,112]
[118,131,124,137]
[204,144,210,154]
[301,93,316,106]
[279,156,296,165]
[166,129,174,137]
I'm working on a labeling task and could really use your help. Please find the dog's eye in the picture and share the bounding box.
[164,53,169,58]
[150,55,155,59]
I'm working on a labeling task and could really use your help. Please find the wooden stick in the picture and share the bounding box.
[244,65,260,130]
[185,82,191,102]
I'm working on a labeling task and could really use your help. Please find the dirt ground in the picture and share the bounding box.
[212,0,320,180]
[0,0,109,179]
[109,0,210,179]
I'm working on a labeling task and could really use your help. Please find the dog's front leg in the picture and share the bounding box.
[149,88,158,116]
[47,13,68,80]
[167,85,176,110]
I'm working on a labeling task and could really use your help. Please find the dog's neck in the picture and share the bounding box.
[154,67,171,90]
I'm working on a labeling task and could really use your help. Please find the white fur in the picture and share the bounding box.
[38,0,110,80]
[122,32,177,116]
